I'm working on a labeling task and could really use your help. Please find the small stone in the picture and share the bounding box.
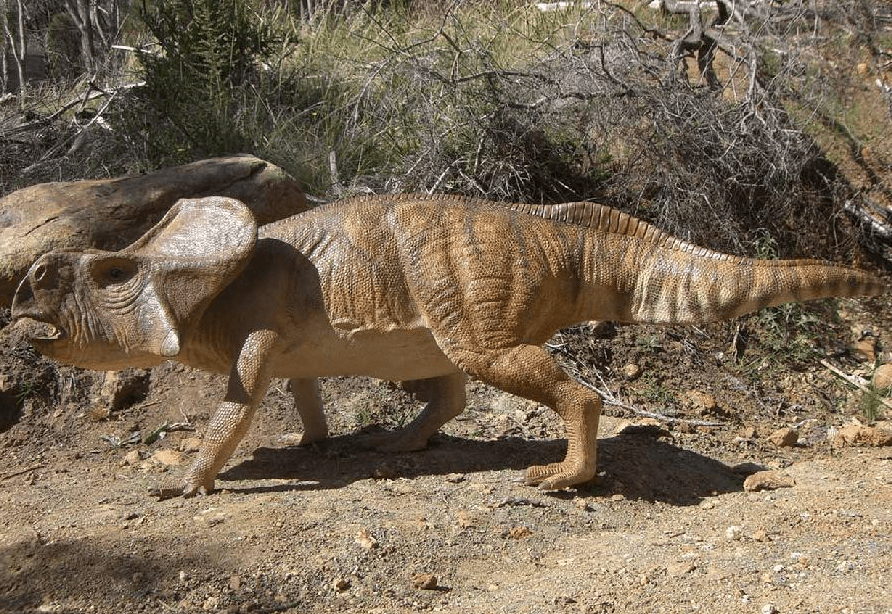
[507,525,532,539]
[751,528,769,542]
[372,464,396,480]
[98,369,151,412]
[852,337,876,363]
[355,528,379,549]
[761,604,778,614]
[872,364,892,390]
[89,405,111,421]
[836,560,854,572]
[743,470,795,492]
[180,437,203,453]
[412,573,438,590]
[667,561,696,577]
[229,575,241,591]
[791,553,810,568]
[768,427,798,447]
[122,449,141,466]
[456,510,476,528]
[622,363,642,380]
[725,525,744,540]
[276,432,304,447]
[833,424,892,447]
[738,426,757,439]
[152,449,186,467]
[681,390,717,414]
[676,421,695,434]
[332,577,350,592]
[195,514,225,527]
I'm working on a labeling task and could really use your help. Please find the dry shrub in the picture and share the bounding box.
[344,0,866,258]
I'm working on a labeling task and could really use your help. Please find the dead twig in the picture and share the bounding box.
[821,359,892,411]
[0,464,45,481]
[1,87,104,139]
[548,340,724,427]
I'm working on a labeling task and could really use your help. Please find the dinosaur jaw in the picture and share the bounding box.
[11,312,70,357]
[11,279,71,358]
[18,317,65,342]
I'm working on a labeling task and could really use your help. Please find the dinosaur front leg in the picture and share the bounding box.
[374,372,468,452]
[457,344,601,490]
[289,377,328,444]
[182,331,278,496]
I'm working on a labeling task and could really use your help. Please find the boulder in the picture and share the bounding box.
[0,155,307,305]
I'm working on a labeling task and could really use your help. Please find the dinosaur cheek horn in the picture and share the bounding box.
[120,196,258,330]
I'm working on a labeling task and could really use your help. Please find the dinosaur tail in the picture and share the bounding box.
[496,199,885,325]
[625,251,886,324]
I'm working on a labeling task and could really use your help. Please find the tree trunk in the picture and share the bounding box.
[0,3,8,94]
[0,0,27,108]
[66,0,96,74]
[90,0,108,50]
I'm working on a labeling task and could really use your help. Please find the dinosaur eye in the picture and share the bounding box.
[92,258,137,287]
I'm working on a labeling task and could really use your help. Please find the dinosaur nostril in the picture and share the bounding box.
[33,264,47,283]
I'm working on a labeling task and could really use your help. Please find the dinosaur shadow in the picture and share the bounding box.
[220,431,744,506]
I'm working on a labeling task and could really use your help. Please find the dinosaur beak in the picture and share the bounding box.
[11,266,66,346]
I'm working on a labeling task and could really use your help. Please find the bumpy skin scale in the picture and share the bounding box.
[11,195,887,496]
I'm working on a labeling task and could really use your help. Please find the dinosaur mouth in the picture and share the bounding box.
[14,317,66,342]
[32,321,64,341]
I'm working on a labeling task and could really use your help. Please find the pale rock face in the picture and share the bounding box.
[0,155,306,305]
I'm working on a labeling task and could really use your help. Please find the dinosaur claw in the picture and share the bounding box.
[147,474,212,499]
[148,485,185,500]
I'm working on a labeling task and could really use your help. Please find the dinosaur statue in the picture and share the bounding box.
[10,194,886,497]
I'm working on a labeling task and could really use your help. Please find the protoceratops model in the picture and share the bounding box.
[11,195,886,497]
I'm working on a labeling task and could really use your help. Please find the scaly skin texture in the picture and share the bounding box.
[11,194,887,496]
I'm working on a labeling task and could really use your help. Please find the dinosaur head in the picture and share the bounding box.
[11,197,257,370]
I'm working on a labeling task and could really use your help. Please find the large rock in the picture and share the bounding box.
[0,155,307,305]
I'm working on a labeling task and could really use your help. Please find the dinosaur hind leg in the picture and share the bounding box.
[289,377,328,444]
[457,344,601,490]
[374,372,468,452]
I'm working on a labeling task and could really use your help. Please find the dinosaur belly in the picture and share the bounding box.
[273,326,458,380]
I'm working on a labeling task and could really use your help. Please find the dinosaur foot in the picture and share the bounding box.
[147,475,213,500]
[297,428,329,446]
[524,460,596,491]
[170,462,217,498]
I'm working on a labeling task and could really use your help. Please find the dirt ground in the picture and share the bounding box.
[1,294,891,614]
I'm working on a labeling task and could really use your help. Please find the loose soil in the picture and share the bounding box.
[1,295,891,614]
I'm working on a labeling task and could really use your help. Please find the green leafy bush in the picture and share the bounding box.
[111,0,277,165]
